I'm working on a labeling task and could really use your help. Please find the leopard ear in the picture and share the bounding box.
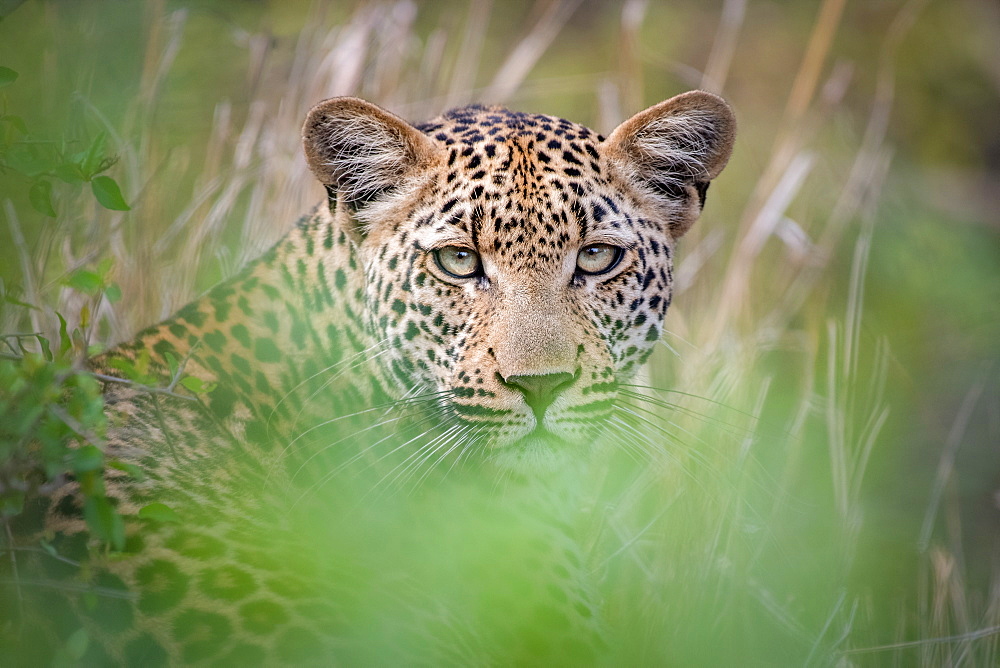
[603,90,736,236]
[303,97,438,210]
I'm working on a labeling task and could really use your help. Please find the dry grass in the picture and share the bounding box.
[1,0,997,664]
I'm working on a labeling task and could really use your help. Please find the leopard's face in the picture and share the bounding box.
[304,95,735,468]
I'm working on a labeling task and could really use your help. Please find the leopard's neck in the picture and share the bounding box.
[95,204,387,443]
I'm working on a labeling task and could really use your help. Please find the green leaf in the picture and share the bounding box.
[80,131,107,177]
[29,179,57,217]
[83,496,125,550]
[164,351,180,378]
[96,257,113,278]
[5,143,48,177]
[0,114,27,136]
[54,162,85,184]
[40,539,58,557]
[64,628,89,660]
[107,459,145,481]
[138,502,180,523]
[2,293,39,310]
[14,336,30,356]
[38,334,53,361]
[66,269,102,295]
[0,66,17,88]
[106,354,156,385]
[57,311,72,357]
[180,375,216,394]
[69,444,104,473]
[104,282,122,303]
[0,492,25,518]
[71,326,85,350]
[91,175,130,211]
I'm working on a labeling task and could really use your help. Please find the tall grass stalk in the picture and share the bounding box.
[1,0,996,664]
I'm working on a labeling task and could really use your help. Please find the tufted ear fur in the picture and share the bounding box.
[302,97,438,211]
[604,90,736,237]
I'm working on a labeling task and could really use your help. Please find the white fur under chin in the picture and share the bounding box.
[488,434,588,474]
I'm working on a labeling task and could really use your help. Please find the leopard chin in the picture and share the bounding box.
[488,430,586,473]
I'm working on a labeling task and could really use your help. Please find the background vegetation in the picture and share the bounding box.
[1,0,997,664]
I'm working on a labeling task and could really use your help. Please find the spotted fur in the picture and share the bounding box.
[3,92,735,664]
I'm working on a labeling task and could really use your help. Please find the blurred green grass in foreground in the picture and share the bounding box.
[1,0,998,664]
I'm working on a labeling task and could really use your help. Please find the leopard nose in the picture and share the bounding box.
[502,372,576,417]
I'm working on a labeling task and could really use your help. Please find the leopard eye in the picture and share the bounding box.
[576,244,623,275]
[434,245,481,278]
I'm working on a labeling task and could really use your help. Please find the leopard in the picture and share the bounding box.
[1,90,735,665]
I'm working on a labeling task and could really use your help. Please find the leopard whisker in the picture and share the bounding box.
[619,384,760,435]
[410,423,481,491]
[616,395,758,475]
[285,412,415,484]
[595,419,645,465]
[389,424,469,494]
[448,422,492,475]
[371,425,460,493]
[356,419,459,497]
[270,390,453,487]
[607,414,668,464]
[613,401,720,468]
[267,336,392,431]
[286,343,398,432]
[282,388,453,455]
[291,412,446,507]
[607,414,716,496]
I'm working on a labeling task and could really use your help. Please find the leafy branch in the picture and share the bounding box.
[0,66,130,217]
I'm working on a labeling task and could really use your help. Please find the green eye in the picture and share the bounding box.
[434,246,481,278]
[576,244,623,275]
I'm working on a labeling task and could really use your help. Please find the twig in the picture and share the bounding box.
[0,576,138,600]
[701,0,746,94]
[783,0,847,122]
[151,393,181,464]
[918,378,988,552]
[480,0,582,103]
[91,373,197,402]
[165,339,201,393]
[445,0,493,107]
[842,626,1000,654]
[48,405,106,448]
[618,0,648,113]
[7,545,82,568]
[3,200,42,335]
[3,520,24,618]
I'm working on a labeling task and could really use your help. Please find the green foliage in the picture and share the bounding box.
[0,354,125,547]
[137,501,180,524]
[178,374,216,395]
[1,256,143,553]
[53,628,91,666]
[0,66,17,88]
[0,66,129,217]
[90,175,130,211]
[0,2,996,664]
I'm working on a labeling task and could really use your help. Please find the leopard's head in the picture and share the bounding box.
[303,93,735,469]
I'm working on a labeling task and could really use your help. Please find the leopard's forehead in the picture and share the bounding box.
[416,104,603,145]
[409,106,638,276]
